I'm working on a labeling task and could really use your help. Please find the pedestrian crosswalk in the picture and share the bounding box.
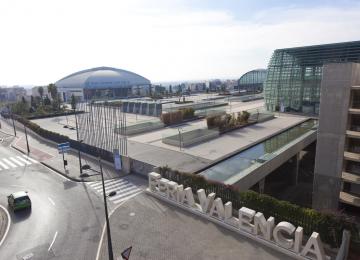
[0,155,38,170]
[87,178,143,204]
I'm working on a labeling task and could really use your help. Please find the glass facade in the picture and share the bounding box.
[236,69,267,93]
[264,41,360,115]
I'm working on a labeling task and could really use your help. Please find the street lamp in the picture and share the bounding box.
[98,150,114,260]
[74,108,83,175]
[24,124,30,154]
[8,106,16,137]
[178,128,183,151]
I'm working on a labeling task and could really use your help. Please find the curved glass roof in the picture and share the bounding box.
[238,69,267,85]
[56,66,151,89]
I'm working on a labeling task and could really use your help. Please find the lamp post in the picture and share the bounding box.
[74,108,83,175]
[9,107,16,137]
[24,124,30,153]
[98,151,114,260]
[178,128,183,151]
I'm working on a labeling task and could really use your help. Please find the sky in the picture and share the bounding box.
[1,0,360,86]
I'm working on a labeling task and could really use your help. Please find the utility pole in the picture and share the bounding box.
[99,154,114,260]
[10,111,16,137]
[24,124,30,153]
[74,109,83,174]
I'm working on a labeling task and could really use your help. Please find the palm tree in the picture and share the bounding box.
[38,86,44,100]
[47,83,58,100]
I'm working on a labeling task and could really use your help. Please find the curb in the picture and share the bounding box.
[0,205,11,248]
[40,161,84,183]
[11,144,27,155]
[11,143,85,183]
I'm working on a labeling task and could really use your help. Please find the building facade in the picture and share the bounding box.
[236,69,267,94]
[313,63,360,210]
[264,41,360,115]
[0,86,26,102]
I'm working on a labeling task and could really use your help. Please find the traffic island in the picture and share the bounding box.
[0,205,10,247]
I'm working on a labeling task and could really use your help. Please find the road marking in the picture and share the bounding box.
[95,199,129,260]
[10,157,24,166]
[48,197,55,206]
[17,156,31,165]
[48,231,58,251]
[0,160,9,169]
[3,158,17,168]
[22,155,38,164]
[88,179,143,205]
[22,252,34,260]
[0,204,11,247]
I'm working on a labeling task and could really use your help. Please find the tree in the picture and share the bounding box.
[30,95,36,109]
[47,83,58,100]
[169,85,172,94]
[71,94,77,110]
[21,96,26,104]
[38,86,44,100]
[44,96,51,106]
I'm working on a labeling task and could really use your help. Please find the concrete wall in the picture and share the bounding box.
[313,63,360,210]
[130,158,156,177]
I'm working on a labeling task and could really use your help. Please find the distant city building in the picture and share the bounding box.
[56,66,151,101]
[0,86,26,102]
[264,41,360,114]
[209,79,222,91]
[236,69,267,94]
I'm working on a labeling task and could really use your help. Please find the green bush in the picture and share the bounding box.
[206,111,253,132]
[180,107,195,119]
[160,111,183,125]
[158,166,360,248]
[206,115,221,129]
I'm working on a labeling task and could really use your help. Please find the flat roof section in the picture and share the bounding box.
[200,119,317,189]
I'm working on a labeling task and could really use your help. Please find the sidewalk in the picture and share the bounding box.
[1,118,122,182]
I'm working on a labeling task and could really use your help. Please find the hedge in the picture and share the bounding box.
[158,166,360,248]
[206,111,250,133]
[25,110,84,120]
[11,114,113,163]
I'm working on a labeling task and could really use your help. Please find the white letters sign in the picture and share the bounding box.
[147,172,330,260]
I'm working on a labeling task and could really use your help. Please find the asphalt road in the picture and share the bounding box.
[0,132,105,260]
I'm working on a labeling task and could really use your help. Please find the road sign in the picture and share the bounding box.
[113,149,122,170]
[58,142,70,154]
[121,246,132,260]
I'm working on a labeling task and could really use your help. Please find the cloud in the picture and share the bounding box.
[0,1,360,85]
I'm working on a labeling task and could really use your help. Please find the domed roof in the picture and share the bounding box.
[56,67,151,89]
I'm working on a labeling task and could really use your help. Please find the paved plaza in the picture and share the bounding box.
[98,193,293,260]
[29,99,309,172]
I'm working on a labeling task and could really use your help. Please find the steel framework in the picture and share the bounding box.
[264,41,360,115]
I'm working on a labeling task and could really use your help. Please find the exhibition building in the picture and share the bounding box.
[56,66,151,101]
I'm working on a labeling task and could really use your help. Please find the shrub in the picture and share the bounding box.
[206,115,221,129]
[160,110,183,125]
[158,166,360,248]
[180,108,195,119]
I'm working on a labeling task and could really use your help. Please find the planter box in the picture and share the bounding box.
[116,121,164,136]
[162,128,219,147]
